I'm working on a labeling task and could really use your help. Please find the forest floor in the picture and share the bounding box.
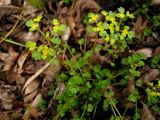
[0,0,160,120]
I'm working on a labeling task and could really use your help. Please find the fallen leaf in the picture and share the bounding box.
[0,47,19,71]
[122,78,135,96]
[61,26,71,42]
[141,69,160,85]
[23,93,42,119]
[151,0,160,5]
[136,48,153,58]
[141,104,155,120]
[0,5,20,19]
[71,0,100,23]
[0,84,17,110]
[133,16,148,34]
[24,89,39,103]
[24,79,40,95]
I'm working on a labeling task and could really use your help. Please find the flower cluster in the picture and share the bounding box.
[25,41,55,60]
[52,19,67,35]
[25,15,43,32]
[87,7,135,51]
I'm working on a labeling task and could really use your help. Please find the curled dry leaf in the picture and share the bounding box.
[24,89,39,103]
[133,16,148,34]
[23,93,42,119]
[24,79,41,95]
[151,0,160,5]
[153,46,160,56]
[122,78,135,96]
[0,84,17,110]
[136,48,153,58]
[141,104,155,120]
[0,5,20,19]
[0,47,19,71]
[61,26,71,42]
[71,0,100,22]
[53,81,65,98]
[0,0,11,6]
[14,50,29,74]
[141,69,160,85]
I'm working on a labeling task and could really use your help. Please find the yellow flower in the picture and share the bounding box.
[93,27,99,32]
[122,29,128,37]
[105,34,110,42]
[53,25,59,33]
[97,22,104,31]
[110,39,115,45]
[88,13,99,23]
[109,24,114,33]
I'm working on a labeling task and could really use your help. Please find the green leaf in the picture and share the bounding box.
[128,89,139,102]
[28,0,45,10]
[25,19,34,27]
[78,38,85,45]
[32,51,42,60]
[86,25,94,33]
[87,104,94,112]
[128,31,135,39]
[50,37,61,45]
[118,7,125,13]
[63,0,71,4]
[34,15,43,22]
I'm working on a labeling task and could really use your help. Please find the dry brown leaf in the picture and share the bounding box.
[14,50,29,74]
[141,69,160,85]
[0,47,19,71]
[24,79,40,95]
[141,104,155,120]
[151,0,160,5]
[71,0,100,22]
[0,5,20,19]
[61,26,71,42]
[29,106,40,119]
[122,78,135,96]
[133,16,148,34]
[24,89,39,103]
[153,46,160,56]
[136,48,153,58]
[0,84,17,110]
[23,93,42,119]
[0,0,11,6]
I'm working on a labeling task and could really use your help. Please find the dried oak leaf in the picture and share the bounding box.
[133,16,148,34]
[136,48,153,58]
[24,79,40,95]
[122,78,135,96]
[151,0,160,5]
[24,89,39,103]
[0,47,19,71]
[141,69,160,85]
[0,84,17,110]
[0,5,20,19]
[71,0,100,22]
[141,104,155,120]
[153,46,160,56]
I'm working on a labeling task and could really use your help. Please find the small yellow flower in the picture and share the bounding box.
[109,24,114,33]
[122,29,128,37]
[96,22,104,31]
[93,27,99,32]
[53,25,59,33]
[88,13,99,23]
[105,34,110,42]
[110,39,115,45]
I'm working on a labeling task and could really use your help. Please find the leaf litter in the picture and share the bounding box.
[0,0,160,119]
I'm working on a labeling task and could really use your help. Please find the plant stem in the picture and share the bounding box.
[4,39,25,47]
[0,13,22,43]
[38,28,51,46]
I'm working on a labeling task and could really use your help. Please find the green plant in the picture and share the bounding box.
[38,98,47,111]
[86,7,135,57]
[25,16,67,64]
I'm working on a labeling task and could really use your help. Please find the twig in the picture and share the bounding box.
[0,13,22,43]
[21,60,52,92]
